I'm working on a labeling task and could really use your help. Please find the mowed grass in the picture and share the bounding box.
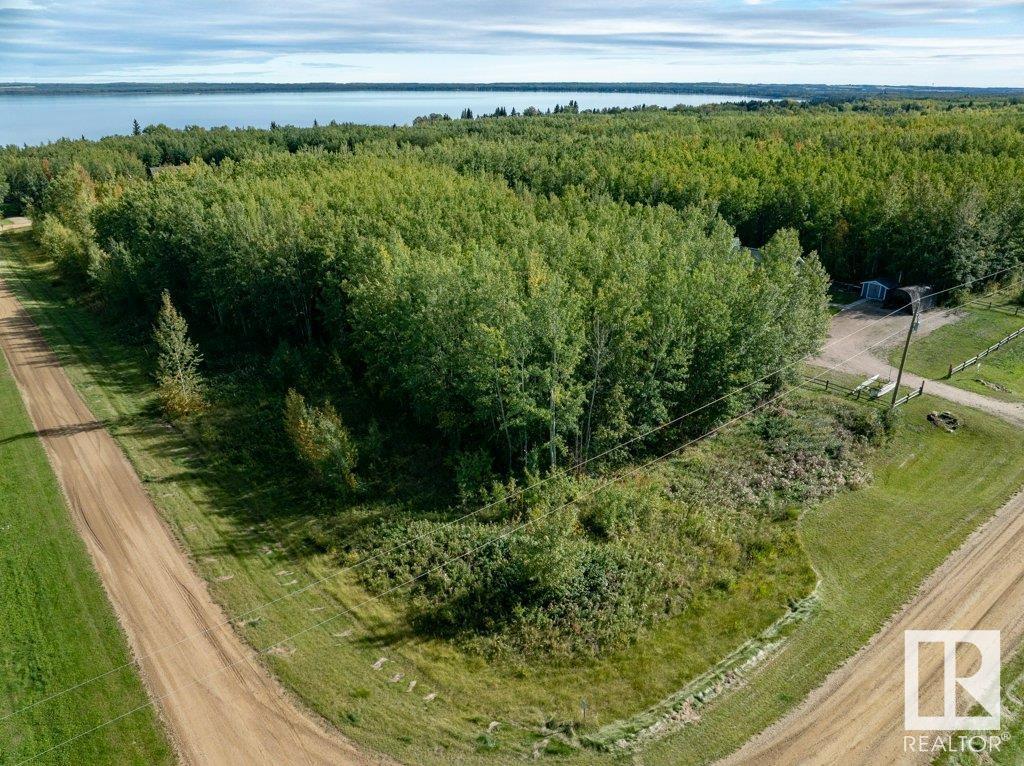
[0,235,816,763]
[895,302,1024,402]
[0,337,172,762]
[645,393,1024,765]
[935,649,1024,766]
[5,232,1024,764]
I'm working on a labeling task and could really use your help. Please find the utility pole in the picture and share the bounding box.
[891,309,919,409]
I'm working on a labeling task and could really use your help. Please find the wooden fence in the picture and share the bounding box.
[804,375,924,408]
[803,376,857,395]
[893,380,926,408]
[977,300,1022,315]
[947,325,1024,378]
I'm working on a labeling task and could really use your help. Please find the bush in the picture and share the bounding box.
[283,389,358,492]
[362,516,663,658]
[355,395,872,659]
[451,449,495,505]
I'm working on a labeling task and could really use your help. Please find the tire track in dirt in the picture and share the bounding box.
[0,276,386,765]
[722,304,1024,765]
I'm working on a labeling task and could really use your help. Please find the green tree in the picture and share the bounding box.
[283,389,358,492]
[153,290,205,417]
[35,163,99,283]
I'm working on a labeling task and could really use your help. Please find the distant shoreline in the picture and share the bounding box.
[3,82,1024,100]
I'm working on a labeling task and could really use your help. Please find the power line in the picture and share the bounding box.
[10,319,926,766]
[3,264,1018,725]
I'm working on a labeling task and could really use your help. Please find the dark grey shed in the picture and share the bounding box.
[884,285,936,314]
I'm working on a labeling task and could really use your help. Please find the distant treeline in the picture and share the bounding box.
[4,100,1023,288]
[3,81,1024,101]
[3,97,955,657]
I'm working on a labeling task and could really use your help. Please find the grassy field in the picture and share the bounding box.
[0,233,818,763]
[0,319,172,762]
[895,302,1024,402]
[5,232,1024,764]
[645,388,1024,764]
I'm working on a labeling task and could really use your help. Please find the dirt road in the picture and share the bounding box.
[0,274,380,764]
[0,217,32,234]
[816,303,1024,426]
[723,489,1024,765]
[722,303,1024,765]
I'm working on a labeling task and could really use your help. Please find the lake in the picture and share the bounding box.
[0,90,760,146]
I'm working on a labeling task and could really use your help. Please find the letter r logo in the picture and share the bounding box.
[904,630,1000,731]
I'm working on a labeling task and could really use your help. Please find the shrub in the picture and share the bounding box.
[451,449,495,505]
[283,389,358,492]
[362,516,663,658]
[355,395,871,658]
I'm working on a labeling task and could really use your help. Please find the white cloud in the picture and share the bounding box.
[0,0,44,9]
[1,0,1022,85]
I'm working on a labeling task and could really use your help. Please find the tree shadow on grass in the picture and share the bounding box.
[1,237,152,404]
[1,234,461,645]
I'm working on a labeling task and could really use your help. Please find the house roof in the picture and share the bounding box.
[731,238,763,263]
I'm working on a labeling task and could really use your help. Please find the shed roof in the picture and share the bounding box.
[861,277,899,289]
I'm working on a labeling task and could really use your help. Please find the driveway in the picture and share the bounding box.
[815,302,1024,426]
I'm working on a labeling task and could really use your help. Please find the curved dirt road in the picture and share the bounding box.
[815,303,1024,426]
[723,303,1024,765]
[0,274,381,765]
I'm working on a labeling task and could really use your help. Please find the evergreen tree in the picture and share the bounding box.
[153,290,204,417]
[132,119,141,136]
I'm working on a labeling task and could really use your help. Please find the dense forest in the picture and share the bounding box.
[3,98,1018,655]
[4,99,1024,288]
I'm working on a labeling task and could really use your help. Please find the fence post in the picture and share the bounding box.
[948,363,953,379]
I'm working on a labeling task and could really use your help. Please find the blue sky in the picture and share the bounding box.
[1,0,1022,85]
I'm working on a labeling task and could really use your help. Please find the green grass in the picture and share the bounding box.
[934,649,1024,765]
[5,232,1024,764]
[0,234,819,763]
[644,394,1024,764]
[0,319,172,762]
[895,303,1024,402]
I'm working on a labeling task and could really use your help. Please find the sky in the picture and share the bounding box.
[1,0,1023,86]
